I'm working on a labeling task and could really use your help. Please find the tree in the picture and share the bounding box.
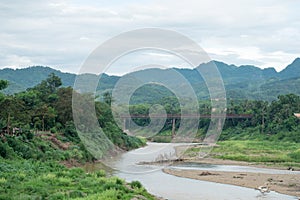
[0,80,8,91]
[33,104,57,131]
[47,73,62,93]
[31,73,62,102]
[54,87,73,125]
[103,91,113,105]
[0,96,26,133]
[16,90,39,108]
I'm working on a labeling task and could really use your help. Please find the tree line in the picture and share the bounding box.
[127,95,300,142]
[1,73,299,145]
[0,73,145,154]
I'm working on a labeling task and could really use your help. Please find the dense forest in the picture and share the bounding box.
[1,73,300,154]
[1,72,300,199]
[0,74,153,200]
[0,73,145,158]
[127,94,300,143]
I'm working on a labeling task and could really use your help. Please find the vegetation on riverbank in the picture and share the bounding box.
[0,158,156,200]
[0,75,153,200]
[0,74,146,158]
[213,140,300,163]
[1,71,300,198]
[184,140,300,168]
[128,93,300,143]
[214,141,300,169]
[0,130,156,200]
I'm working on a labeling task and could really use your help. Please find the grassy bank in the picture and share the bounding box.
[184,140,300,168]
[0,158,156,200]
[0,132,154,200]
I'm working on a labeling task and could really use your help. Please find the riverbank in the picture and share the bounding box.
[178,157,300,171]
[140,154,300,197]
[0,158,163,200]
[175,140,300,169]
[157,141,300,197]
[160,141,300,198]
[163,167,300,197]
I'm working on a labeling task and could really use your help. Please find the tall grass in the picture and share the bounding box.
[0,159,156,200]
[213,140,300,164]
[185,140,300,167]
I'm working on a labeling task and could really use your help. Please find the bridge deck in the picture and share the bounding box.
[119,114,252,119]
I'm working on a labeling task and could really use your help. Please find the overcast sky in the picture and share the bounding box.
[0,0,299,75]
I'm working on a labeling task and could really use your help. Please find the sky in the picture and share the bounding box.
[0,0,299,75]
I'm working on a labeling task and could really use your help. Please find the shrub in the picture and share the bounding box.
[24,130,34,140]
[130,180,142,189]
[50,127,57,133]
[289,149,300,161]
[63,121,80,143]
[69,190,86,198]
[0,142,15,159]
[96,170,106,178]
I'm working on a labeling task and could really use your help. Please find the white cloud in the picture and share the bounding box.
[0,0,299,74]
[2,55,33,69]
[105,50,192,76]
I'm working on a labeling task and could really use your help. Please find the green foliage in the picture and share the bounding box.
[0,133,93,162]
[212,140,300,164]
[50,127,57,133]
[126,94,300,143]
[95,170,106,178]
[53,87,73,125]
[103,91,112,105]
[220,94,300,142]
[0,74,145,154]
[31,73,62,95]
[130,180,143,189]
[288,149,300,162]
[0,80,8,91]
[0,159,156,200]
[2,65,300,199]
[0,75,155,200]
[95,101,146,150]
[150,135,172,143]
[63,121,80,143]
[0,142,16,159]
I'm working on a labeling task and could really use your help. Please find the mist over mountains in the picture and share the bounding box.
[1,58,300,102]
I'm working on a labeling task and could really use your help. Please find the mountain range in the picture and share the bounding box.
[1,58,300,102]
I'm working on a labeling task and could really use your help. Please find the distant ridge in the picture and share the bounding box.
[0,66,76,93]
[280,58,300,79]
[0,58,299,101]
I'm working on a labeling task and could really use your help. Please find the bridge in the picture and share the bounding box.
[118,114,252,137]
[119,114,252,119]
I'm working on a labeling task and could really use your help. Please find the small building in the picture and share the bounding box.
[294,113,300,118]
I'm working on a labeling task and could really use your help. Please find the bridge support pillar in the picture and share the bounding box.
[172,118,176,138]
[123,118,126,131]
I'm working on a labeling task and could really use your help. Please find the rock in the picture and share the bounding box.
[199,171,218,176]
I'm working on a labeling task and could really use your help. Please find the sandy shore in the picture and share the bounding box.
[182,157,300,171]
[166,144,300,197]
[163,167,300,197]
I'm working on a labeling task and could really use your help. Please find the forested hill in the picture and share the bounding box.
[0,66,119,95]
[0,66,75,93]
[1,58,300,101]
